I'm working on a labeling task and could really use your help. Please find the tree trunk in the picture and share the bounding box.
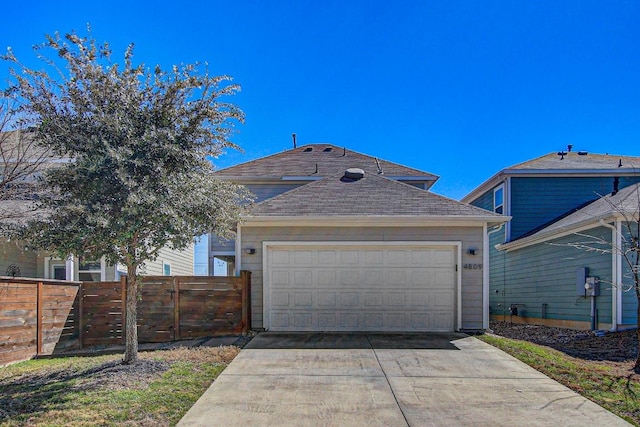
[123,264,139,364]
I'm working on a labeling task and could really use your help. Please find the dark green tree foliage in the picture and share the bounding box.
[3,30,252,363]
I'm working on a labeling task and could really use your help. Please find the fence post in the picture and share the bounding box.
[78,283,84,349]
[240,271,251,334]
[37,281,43,356]
[120,276,127,345]
[174,276,180,341]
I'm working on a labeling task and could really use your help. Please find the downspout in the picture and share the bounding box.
[484,223,505,331]
[599,219,620,332]
[235,225,242,277]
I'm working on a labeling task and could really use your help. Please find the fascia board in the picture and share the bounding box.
[497,215,617,252]
[242,215,510,227]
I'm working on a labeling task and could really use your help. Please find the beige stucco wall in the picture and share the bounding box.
[240,225,485,331]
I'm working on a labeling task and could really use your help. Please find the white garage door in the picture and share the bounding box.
[265,244,456,332]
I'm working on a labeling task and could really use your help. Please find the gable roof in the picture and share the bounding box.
[215,144,438,183]
[247,169,505,223]
[509,152,640,170]
[498,182,640,251]
[462,151,640,203]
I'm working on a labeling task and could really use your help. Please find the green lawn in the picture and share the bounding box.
[0,346,239,427]
[479,334,640,426]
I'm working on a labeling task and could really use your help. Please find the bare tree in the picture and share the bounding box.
[0,97,56,231]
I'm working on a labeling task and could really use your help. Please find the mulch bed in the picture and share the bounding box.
[490,321,638,375]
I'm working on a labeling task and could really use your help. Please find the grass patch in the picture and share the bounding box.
[0,346,239,426]
[479,334,640,426]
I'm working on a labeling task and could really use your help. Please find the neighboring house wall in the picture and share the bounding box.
[239,225,485,330]
[509,176,638,240]
[621,224,639,326]
[491,227,614,329]
[144,244,194,276]
[0,242,38,277]
[470,176,640,242]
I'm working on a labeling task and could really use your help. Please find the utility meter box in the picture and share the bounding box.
[585,276,600,297]
[576,267,588,296]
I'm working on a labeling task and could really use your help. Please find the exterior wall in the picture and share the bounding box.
[470,186,496,214]
[240,225,485,331]
[143,244,194,276]
[490,227,614,329]
[0,241,38,277]
[510,176,640,240]
[621,223,639,327]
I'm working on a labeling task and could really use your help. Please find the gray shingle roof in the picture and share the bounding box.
[509,152,640,171]
[462,151,640,203]
[215,144,438,179]
[500,183,640,249]
[249,170,502,218]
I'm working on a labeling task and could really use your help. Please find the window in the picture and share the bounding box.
[163,263,171,276]
[212,254,236,276]
[53,265,66,280]
[493,185,504,214]
[78,258,102,281]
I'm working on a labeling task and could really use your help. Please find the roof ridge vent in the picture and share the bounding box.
[343,168,365,181]
[577,151,588,156]
[323,147,332,152]
[303,147,313,152]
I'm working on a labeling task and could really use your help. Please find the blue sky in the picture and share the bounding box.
[3,0,639,200]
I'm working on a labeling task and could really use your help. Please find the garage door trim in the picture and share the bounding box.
[263,241,462,331]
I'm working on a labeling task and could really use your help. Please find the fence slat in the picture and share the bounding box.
[1,273,250,365]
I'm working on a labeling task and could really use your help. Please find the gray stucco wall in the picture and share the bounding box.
[240,225,485,331]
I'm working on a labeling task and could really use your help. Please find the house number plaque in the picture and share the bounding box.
[463,264,482,270]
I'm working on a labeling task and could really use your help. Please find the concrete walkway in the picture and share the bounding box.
[178,332,630,427]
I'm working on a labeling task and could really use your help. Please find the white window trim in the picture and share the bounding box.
[493,184,504,214]
[163,262,172,276]
[77,257,106,281]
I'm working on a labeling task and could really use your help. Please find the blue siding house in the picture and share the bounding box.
[463,149,640,331]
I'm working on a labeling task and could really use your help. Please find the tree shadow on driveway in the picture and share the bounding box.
[244,332,468,350]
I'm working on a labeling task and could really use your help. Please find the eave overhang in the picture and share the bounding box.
[241,214,510,228]
[496,213,625,252]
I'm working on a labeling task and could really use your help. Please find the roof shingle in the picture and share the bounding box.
[215,144,438,179]
[249,170,502,218]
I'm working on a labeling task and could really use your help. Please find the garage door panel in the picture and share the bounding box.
[364,292,384,306]
[271,292,290,307]
[271,250,291,265]
[318,292,337,307]
[267,245,455,332]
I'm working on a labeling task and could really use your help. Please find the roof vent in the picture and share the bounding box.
[343,168,365,181]
[577,151,588,156]
[303,147,313,152]
[323,147,332,152]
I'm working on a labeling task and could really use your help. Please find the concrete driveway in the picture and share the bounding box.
[178,332,630,426]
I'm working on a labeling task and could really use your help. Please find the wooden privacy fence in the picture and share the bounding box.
[0,272,251,365]
[0,277,81,366]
